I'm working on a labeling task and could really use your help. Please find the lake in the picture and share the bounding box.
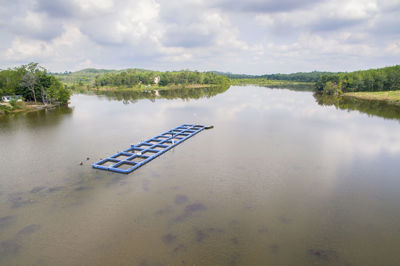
[0,85,400,265]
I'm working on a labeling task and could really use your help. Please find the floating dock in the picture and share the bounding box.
[92,124,205,174]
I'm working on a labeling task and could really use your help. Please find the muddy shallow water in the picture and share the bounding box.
[0,86,400,265]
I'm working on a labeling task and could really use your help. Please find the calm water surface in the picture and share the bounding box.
[0,86,400,265]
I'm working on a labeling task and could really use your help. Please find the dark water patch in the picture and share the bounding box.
[172,243,186,254]
[269,244,279,254]
[106,176,127,187]
[47,186,65,193]
[308,248,338,261]
[170,203,207,224]
[184,203,207,213]
[229,220,240,226]
[133,215,147,225]
[75,186,92,191]
[151,172,161,179]
[0,216,16,230]
[30,186,46,193]
[228,251,241,266]
[0,239,21,261]
[207,227,224,233]
[229,220,241,232]
[139,260,165,266]
[278,216,292,224]
[162,233,177,244]
[194,229,208,242]
[243,203,255,211]
[142,179,150,191]
[16,224,41,237]
[155,206,173,216]
[230,237,239,245]
[258,226,269,233]
[174,194,188,205]
[8,194,35,208]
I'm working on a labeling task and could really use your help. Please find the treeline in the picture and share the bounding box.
[214,71,333,82]
[315,65,400,95]
[94,70,230,87]
[0,63,70,104]
[260,71,334,82]
[52,68,117,86]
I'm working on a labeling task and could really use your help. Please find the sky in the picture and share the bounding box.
[0,0,399,74]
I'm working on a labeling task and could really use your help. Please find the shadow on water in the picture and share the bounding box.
[76,85,230,103]
[314,93,400,121]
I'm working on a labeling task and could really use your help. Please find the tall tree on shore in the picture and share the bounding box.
[20,63,40,103]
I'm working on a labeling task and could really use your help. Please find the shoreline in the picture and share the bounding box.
[81,84,220,92]
[0,102,58,115]
[344,91,400,105]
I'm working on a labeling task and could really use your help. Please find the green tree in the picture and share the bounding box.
[20,63,40,103]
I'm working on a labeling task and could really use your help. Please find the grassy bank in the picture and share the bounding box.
[344,91,400,104]
[230,78,314,89]
[0,101,56,115]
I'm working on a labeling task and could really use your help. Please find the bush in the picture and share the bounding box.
[0,104,12,114]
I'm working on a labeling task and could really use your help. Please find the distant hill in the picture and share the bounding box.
[51,68,154,85]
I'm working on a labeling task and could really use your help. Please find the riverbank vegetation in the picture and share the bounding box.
[94,70,230,88]
[214,71,334,82]
[344,91,400,104]
[230,78,314,90]
[315,65,400,95]
[0,63,71,114]
[53,68,231,92]
[0,100,54,115]
[52,68,116,86]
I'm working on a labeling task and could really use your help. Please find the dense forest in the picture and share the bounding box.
[315,65,400,95]
[214,71,334,82]
[230,78,314,90]
[94,70,230,87]
[0,63,70,104]
[52,68,117,85]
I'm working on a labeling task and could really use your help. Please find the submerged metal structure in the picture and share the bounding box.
[92,124,205,174]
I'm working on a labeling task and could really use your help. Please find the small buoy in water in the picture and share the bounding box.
[205,125,214,130]
[86,157,90,160]
[79,161,83,165]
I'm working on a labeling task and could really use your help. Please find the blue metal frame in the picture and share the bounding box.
[92,124,205,174]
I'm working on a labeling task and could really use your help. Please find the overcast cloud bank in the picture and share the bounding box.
[0,0,399,73]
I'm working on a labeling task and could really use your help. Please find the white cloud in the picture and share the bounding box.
[386,41,400,55]
[0,0,399,73]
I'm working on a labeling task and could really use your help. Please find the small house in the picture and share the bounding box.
[1,95,23,102]
[154,76,160,84]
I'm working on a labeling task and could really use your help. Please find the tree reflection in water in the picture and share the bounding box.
[77,85,231,104]
[314,93,400,121]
